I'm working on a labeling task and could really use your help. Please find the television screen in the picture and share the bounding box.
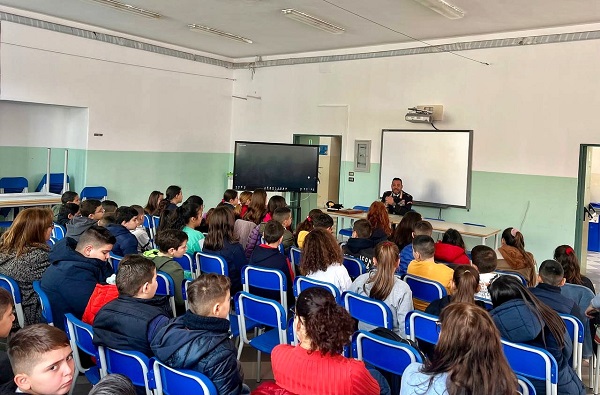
[233,141,319,192]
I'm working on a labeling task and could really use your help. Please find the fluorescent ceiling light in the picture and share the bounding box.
[188,24,253,44]
[281,9,345,34]
[86,0,161,19]
[413,0,465,19]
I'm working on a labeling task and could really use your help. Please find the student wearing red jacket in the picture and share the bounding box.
[434,228,470,264]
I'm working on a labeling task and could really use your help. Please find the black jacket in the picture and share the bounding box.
[530,283,586,324]
[343,238,375,270]
[151,311,244,395]
[203,239,247,294]
[93,295,172,356]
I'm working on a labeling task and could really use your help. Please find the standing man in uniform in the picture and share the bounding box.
[381,178,413,215]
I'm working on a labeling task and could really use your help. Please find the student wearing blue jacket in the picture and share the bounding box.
[106,206,139,256]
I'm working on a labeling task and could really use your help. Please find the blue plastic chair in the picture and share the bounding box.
[235,291,287,382]
[80,186,108,201]
[0,274,24,327]
[496,270,528,286]
[352,330,422,373]
[152,358,217,395]
[560,314,584,378]
[64,314,104,394]
[342,291,393,330]
[289,246,302,269]
[108,253,123,273]
[405,310,440,344]
[516,374,537,395]
[0,177,28,218]
[174,253,197,279]
[100,348,154,395]
[343,255,367,280]
[293,276,341,303]
[404,274,447,310]
[156,271,177,316]
[338,205,370,238]
[35,173,69,194]
[474,296,494,311]
[152,216,160,231]
[501,339,558,395]
[33,281,54,326]
[52,223,66,240]
[47,237,57,247]
[143,214,156,248]
[182,279,191,311]
[242,265,288,312]
[196,252,228,276]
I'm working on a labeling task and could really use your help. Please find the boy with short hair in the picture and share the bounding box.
[65,199,104,241]
[407,235,454,311]
[106,206,139,256]
[41,226,115,330]
[56,203,79,227]
[151,274,248,395]
[342,219,375,270]
[531,259,584,321]
[143,229,188,315]
[93,255,172,357]
[272,207,294,253]
[471,245,498,300]
[52,191,80,221]
[1,324,74,395]
[98,200,118,227]
[297,212,334,248]
[398,220,433,277]
[0,288,15,386]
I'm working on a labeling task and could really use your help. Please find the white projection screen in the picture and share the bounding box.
[379,130,473,209]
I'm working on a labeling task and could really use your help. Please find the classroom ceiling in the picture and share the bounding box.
[2,0,600,59]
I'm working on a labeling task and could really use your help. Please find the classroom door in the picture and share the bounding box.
[575,144,600,273]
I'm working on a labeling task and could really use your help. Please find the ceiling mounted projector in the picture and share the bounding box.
[405,107,433,123]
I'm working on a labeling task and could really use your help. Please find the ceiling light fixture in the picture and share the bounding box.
[281,9,345,34]
[87,0,161,19]
[188,24,253,44]
[413,0,465,19]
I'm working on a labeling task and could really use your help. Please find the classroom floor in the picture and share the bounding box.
[587,251,600,292]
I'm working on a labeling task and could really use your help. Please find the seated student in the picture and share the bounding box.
[297,212,334,249]
[342,219,375,270]
[151,274,249,395]
[234,191,252,219]
[0,288,15,386]
[294,209,322,248]
[52,191,80,221]
[88,374,136,395]
[248,220,294,306]
[434,228,470,265]
[554,245,595,293]
[273,207,294,253]
[143,229,187,315]
[389,211,423,251]
[106,206,139,256]
[56,203,79,227]
[407,235,454,311]
[531,260,586,323]
[301,228,351,293]
[93,255,172,357]
[178,203,205,254]
[496,227,537,286]
[263,195,287,223]
[243,188,267,225]
[144,190,164,216]
[471,245,499,300]
[97,201,118,228]
[0,324,75,395]
[221,189,239,211]
[155,186,183,217]
[366,201,392,245]
[245,201,291,258]
[130,205,151,253]
[425,265,486,316]
[41,226,115,330]
[65,199,104,242]
[398,220,433,277]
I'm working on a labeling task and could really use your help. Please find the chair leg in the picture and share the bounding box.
[591,354,595,389]
[595,351,600,394]
[256,350,262,383]
[236,337,244,360]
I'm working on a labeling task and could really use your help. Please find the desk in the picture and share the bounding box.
[0,192,62,208]
[327,210,501,248]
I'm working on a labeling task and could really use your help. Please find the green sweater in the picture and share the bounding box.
[143,250,185,315]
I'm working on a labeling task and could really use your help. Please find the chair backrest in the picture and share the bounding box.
[234,291,287,345]
[474,296,494,311]
[156,271,177,316]
[108,253,123,273]
[516,374,537,395]
[152,216,160,231]
[47,237,57,247]
[342,291,393,329]
[196,252,228,276]
[35,173,70,194]
[495,270,528,286]
[182,279,191,311]
[352,330,422,375]
[0,274,24,327]
[289,246,302,268]
[342,256,367,279]
[173,253,196,278]
[64,313,104,378]
[560,313,584,377]
[501,339,558,395]
[100,348,153,395]
[152,358,217,395]
[33,281,54,326]
[52,223,66,240]
[405,310,440,344]
[404,274,447,304]
[293,276,341,302]
[0,177,28,193]
[80,186,108,201]
[242,265,288,312]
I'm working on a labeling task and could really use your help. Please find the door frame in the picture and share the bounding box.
[575,144,600,265]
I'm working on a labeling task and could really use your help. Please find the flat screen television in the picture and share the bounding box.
[233,141,319,192]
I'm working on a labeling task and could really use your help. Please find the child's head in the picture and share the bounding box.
[60,191,79,205]
[239,191,252,206]
[352,219,372,239]
[187,274,230,319]
[369,241,400,301]
[412,235,435,261]
[223,189,238,205]
[75,226,116,261]
[413,220,433,237]
[390,211,423,247]
[58,203,79,222]
[300,228,343,275]
[80,199,104,220]
[101,200,118,214]
[554,245,582,285]
[267,195,287,214]
[9,324,74,395]
[263,220,284,245]
[145,191,164,215]
[0,287,15,338]
[295,209,323,234]
[501,227,525,249]
[185,195,204,208]
[272,207,292,228]
[155,229,188,258]
[88,374,136,395]
[115,206,139,230]
[471,245,497,273]
[367,201,391,235]
[538,259,565,287]
[116,255,158,299]
[450,266,480,303]
[165,185,183,204]
[442,228,465,250]
[181,202,203,228]
[130,205,145,223]
[205,206,236,250]
[313,213,334,231]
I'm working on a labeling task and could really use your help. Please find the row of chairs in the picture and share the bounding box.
[0,176,106,199]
